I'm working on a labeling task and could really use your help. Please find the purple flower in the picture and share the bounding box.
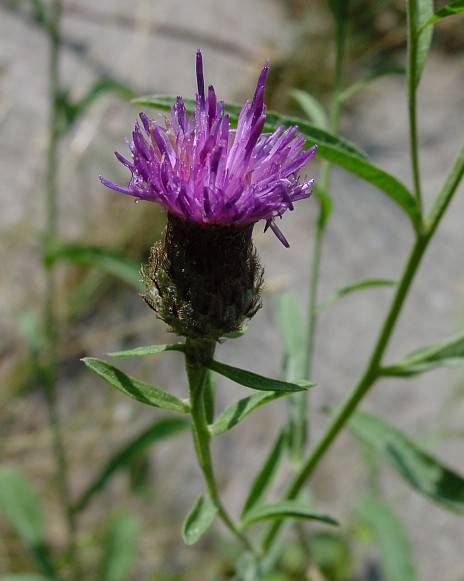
[100,50,316,247]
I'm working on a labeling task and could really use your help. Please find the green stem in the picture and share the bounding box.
[43,0,79,575]
[262,234,429,552]
[407,0,423,210]
[299,5,348,454]
[185,339,257,555]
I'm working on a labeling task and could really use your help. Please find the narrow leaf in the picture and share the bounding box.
[0,470,55,579]
[355,495,417,581]
[382,331,464,376]
[241,432,286,516]
[182,495,218,545]
[82,358,188,413]
[210,392,288,436]
[315,186,334,230]
[290,89,328,128]
[349,412,464,512]
[207,360,313,393]
[274,293,305,381]
[44,241,141,289]
[317,278,396,311]
[100,513,138,581]
[338,66,406,103]
[0,469,43,546]
[410,0,434,87]
[108,343,185,358]
[421,0,464,30]
[74,417,189,513]
[241,500,338,528]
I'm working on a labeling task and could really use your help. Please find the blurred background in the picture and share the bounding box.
[1,0,463,579]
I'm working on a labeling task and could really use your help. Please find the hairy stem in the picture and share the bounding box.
[43,0,79,575]
[185,339,257,555]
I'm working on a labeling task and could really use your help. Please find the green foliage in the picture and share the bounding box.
[73,417,189,513]
[355,495,416,581]
[108,343,185,358]
[409,0,434,88]
[317,278,397,311]
[349,412,464,512]
[82,358,189,412]
[289,89,328,128]
[182,495,218,545]
[382,330,464,376]
[240,500,338,528]
[338,66,406,103]
[0,470,55,578]
[241,432,286,516]
[308,532,352,581]
[207,360,313,393]
[421,0,464,29]
[43,240,141,290]
[210,392,288,436]
[99,512,138,581]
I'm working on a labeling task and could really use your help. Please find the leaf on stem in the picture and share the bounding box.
[420,0,464,34]
[382,331,464,376]
[349,412,464,512]
[73,417,189,513]
[241,432,286,516]
[210,392,288,436]
[410,0,435,87]
[82,358,189,413]
[43,240,141,290]
[100,512,138,581]
[290,89,328,128]
[207,360,314,393]
[182,495,218,545]
[0,469,55,579]
[108,343,185,358]
[354,495,417,581]
[240,500,339,528]
[317,278,397,312]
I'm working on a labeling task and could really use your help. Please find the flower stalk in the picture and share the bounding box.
[184,339,257,555]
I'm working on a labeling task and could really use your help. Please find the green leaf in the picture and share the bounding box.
[82,358,189,413]
[0,469,43,547]
[382,331,464,376]
[421,0,464,30]
[355,495,416,581]
[207,360,314,393]
[240,500,338,528]
[73,417,189,513]
[58,78,135,132]
[0,470,55,579]
[134,96,420,227]
[43,241,141,289]
[274,293,305,381]
[410,0,434,87]
[317,278,397,311]
[309,532,352,581]
[210,392,288,436]
[290,89,328,128]
[338,66,406,103]
[315,186,334,230]
[241,432,286,516]
[349,412,464,512]
[182,495,218,545]
[108,343,185,358]
[100,512,138,581]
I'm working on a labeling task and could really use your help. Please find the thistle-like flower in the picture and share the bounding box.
[100,51,316,339]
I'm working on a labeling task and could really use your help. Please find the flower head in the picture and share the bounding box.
[100,50,315,247]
